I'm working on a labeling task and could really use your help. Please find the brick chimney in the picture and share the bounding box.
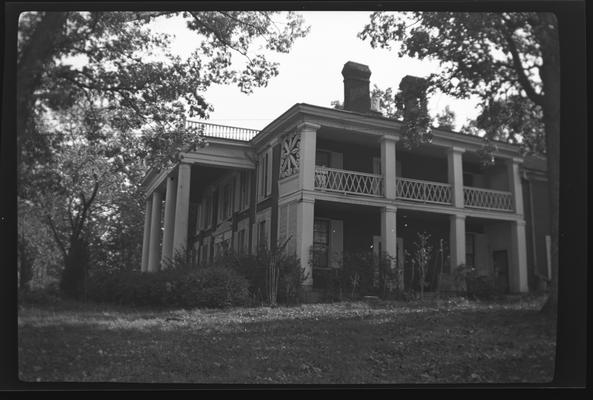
[398,75,428,111]
[342,61,371,113]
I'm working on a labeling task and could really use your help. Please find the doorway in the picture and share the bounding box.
[493,250,509,293]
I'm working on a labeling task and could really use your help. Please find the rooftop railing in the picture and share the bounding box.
[185,120,260,142]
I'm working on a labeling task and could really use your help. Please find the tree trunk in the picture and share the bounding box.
[535,13,560,315]
[17,12,68,159]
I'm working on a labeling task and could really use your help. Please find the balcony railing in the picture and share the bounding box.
[463,186,514,212]
[395,177,453,205]
[185,120,260,142]
[315,166,383,197]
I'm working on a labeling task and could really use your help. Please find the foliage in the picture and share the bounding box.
[359,11,553,156]
[17,233,36,291]
[86,267,250,309]
[17,11,309,296]
[434,105,457,130]
[410,232,433,299]
[453,264,505,300]
[322,251,407,301]
[227,243,307,306]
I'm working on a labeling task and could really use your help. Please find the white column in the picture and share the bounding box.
[147,190,163,273]
[447,147,465,208]
[161,175,177,267]
[507,157,524,215]
[297,122,320,191]
[141,197,152,272]
[510,220,528,293]
[296,195,315,287]
[381,206,397,258]
[449,214,466,272]
[173,163,191,259]
[381,136,398,199]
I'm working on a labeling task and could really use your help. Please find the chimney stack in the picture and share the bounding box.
[342,61,371,113]
[398,75,428,111]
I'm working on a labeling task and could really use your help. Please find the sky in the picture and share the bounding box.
[151,11,480,132]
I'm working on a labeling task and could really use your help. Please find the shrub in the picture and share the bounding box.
[453,264,505,300]
[225,243,307,306]
[87,267,250,309]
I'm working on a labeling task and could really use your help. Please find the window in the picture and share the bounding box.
[259,152,270,199]
[239,171,249,210]
[223,183,232,218]
[313,219,330,268]
[316,150,331,167]
[258,220,267,249]
[465,233,475,267]
[463,173,474,186]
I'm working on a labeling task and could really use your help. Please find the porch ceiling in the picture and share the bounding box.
[315,200,379,215]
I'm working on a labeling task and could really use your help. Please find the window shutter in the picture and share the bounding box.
[329,219,343,268]
[330,151,343,169]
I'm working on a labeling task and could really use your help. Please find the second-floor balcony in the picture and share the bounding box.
[313,166,514,212]
[314,166,383,197]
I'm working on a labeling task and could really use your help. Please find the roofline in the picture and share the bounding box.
[251,103,526,157]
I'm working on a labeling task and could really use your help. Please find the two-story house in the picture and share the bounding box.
[139,61,552,296]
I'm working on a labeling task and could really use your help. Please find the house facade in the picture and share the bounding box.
[140,61,552,295]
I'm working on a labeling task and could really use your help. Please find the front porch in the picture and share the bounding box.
[303,201,528,297]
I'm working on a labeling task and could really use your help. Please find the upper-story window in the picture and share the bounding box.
[316,150,331,167]
[258,149,272,200]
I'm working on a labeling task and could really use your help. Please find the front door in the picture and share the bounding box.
[492,250,509,293]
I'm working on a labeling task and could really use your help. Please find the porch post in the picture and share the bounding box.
[381,205,398,259]
[449,214,466,271]
[507,157,524,215]
[297,122,320,191]
[381,136,398,199]
[510,220,529,293]
[447,147,465,208]
[141,197,152,272]
[173,162,192,260]
[161,175,177,268]
[147,190,163,273]
[296,194,315,287]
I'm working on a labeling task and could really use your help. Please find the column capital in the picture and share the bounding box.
[514,219,527,227]
[296,121,321,132]
[448,146,466,154]
[507,156,524,164]
[380,135,400,143]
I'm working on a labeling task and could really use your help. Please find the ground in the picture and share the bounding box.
[18,295,556,384]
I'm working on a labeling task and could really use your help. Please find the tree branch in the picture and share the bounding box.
[502,29,544,106]
[46,215,68,259]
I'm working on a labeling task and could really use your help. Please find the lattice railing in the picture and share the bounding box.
[185,120,260,141]
[315,167,383,197]
[395,177,453,205]
[463,186,514,212]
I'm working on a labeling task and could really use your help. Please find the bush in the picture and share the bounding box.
[87,266,250,309]
[225,246,307,306]
[453,264,505,300]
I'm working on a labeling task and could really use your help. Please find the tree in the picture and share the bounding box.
[359,12,560,313]
[17,11,310,298]
[435,106,457,131]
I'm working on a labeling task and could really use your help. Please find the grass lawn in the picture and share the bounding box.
[18,295,556,385]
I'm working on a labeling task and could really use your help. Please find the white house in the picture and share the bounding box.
[140,61,552,296]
